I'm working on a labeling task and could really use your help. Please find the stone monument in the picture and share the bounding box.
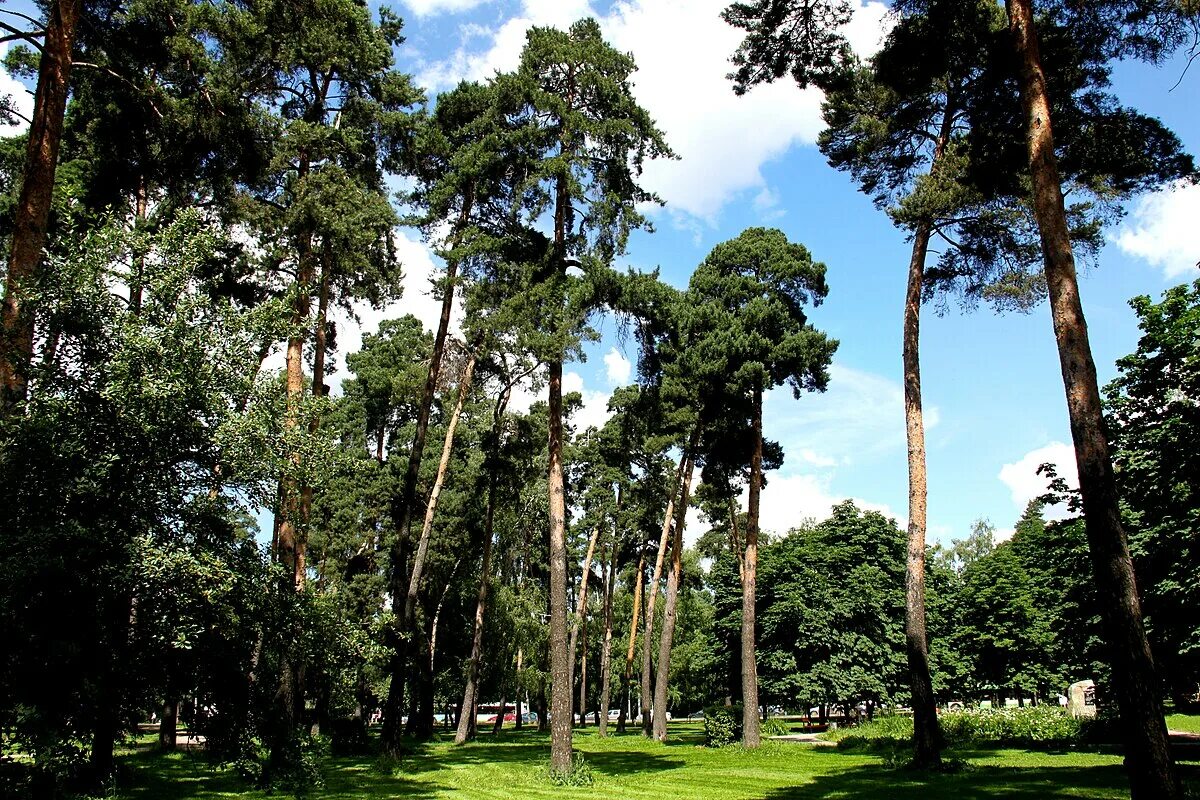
[1067,680,1097,719]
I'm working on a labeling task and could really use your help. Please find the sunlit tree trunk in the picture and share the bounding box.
[617,549,645,734]
[0,0,79,413]
[903,101,954,770]
[742,385,764,747]
[653,451,696,742]
[569,524,602,724]
[1006,2,1181,797]
[383,188,473,751]
[597,534,618,736]
[641,454,688,735]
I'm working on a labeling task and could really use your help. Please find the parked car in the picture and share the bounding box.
[520,712,539,724]
[607,709,621,721]
[485,712,517,723]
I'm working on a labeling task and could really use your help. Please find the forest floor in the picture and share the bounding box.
[111,722,1200,800]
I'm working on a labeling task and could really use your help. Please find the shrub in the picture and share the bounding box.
[828,706,1084,751]
[761,718,789,737]
[939,706,1081,747]
[703,704,744,747]
[546,753,593,787]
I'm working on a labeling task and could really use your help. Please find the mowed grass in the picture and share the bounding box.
[113,722,1200,800]
[1167,714,1200,734]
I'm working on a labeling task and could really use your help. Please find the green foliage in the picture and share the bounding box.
[703,704,744,746]
[0,213,282,787]
[1105,279,1200,704]
[752,502,907,713]
[544,752,594,787]
[833,707,1083,750]
[761,717,788,736]
[939,707,1082,747]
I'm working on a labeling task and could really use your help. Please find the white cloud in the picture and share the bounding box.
[414,0,595,89]
[1113,180,1200,280]
[415,0,890,224]
[764,362,939,469]
[563,369,613,432]
[0,44,33,136]
[400,0,494,16]
[753,472,901,537]
[998,441,1078,519]
[328,231,463,393]
[603,347,632,385]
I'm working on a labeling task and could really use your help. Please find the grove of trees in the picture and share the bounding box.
[0,0,1196,798]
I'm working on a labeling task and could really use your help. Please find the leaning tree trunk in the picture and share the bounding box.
[597,535,619,736]
[569,524,602,724]
[902,98,955,769]
[0,0,80,413]
[641,454,689,735]
[617,549,646,734]
[1006,2,1181,797]
[742,386,764,748]
[383,189,473,751]
[653,452,696,742]
[455,385,510,744]
[403,354,475,739]
[903,218,944,769]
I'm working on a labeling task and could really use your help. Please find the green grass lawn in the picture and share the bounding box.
[112,723,1199,800]
[1167,714,1200,734]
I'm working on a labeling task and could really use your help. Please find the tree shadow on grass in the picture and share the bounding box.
[116,747,446,800]
[755,750,1200,800]
[380,730,685,779]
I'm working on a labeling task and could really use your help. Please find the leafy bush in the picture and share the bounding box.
[828,707,1084,751]
[546,753,593,787]
[940,706,1081,746]
[703,704,744,747]
[762,718,789,736]
[825,714,913,750]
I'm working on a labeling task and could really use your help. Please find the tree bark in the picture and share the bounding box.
[1005,2,1181,797]
[597,533,619,736]
[547,358,572,770]
[0,0,79,413]
[455,384,511,745]
[742,386,764,747]
[902,98,955,770]
[569,524,602,724]
[404,355,475,739]
[158,698,178,751]
[383,188,473,751]
[617,548,646,734]
[641,453,689,735]
[653,452,696,742]
[903,217,943,768]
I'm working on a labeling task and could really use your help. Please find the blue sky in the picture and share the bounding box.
[374,0,1200,546]
[3,0,1196,547]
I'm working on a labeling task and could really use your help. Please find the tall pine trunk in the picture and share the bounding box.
[617,549,645,734]
[903,218,943,768]
[903,99,954,769]
[383,188,473,751]
[1006,2,1180,797]
[741,385,763,747]
[0,0,79,413]
[569,525,602,724]
[597,535,618,736]
[547,358,572,770]
[455,385,510,744]
[653,451,695,742]
[404,354,475,739]
[641,454,688,735]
